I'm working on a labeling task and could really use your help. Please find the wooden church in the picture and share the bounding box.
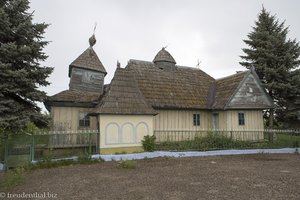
[45,35,273,154]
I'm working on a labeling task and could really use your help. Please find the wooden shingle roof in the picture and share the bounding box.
[153,48,176,64]
[47,47,273,113]
[96,68,157,115]
[212,71,248,109]
[69,47,106,77]
[127,60,215,109]
[49,89,100,103]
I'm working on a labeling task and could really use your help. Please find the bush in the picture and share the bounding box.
[155,133,254,151]
[142,135,156,152]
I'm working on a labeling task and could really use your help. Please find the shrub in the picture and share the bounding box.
[155,133,254,151]
[78,151,92,164]
[142,135,156,152]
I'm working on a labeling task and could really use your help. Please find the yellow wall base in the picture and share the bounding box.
[100,146,144,155]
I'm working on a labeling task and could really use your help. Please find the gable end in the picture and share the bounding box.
[225,72,273,109]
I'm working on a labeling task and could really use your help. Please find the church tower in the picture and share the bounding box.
[68,34,107,94]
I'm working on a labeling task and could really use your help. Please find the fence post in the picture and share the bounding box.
[267,130,272,143]
[4,135,8,171]
[96,130,100,154]
[88,131,92,155]
[31,134,35,162]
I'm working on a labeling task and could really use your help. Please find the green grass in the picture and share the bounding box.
[117,160,137,169]
[28,156,103,170]
[260,133,300,148]
[0,167,25,191]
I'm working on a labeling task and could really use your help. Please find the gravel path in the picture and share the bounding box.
[3,154,300,200]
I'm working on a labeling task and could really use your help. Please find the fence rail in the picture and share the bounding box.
[153,129,300,151]
[1,128,300,170]
[154,130,266,142]
[1,130,98,169]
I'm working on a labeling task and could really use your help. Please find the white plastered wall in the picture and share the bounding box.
[99,115,154,149]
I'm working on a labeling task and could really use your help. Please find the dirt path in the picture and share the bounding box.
[2,154,300,200]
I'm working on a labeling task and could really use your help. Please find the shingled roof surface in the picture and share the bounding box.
[69,47,106,77]
[153,48,176,64]
[96,68,157,115]
[127,60,215,109]
[48,46,270,112]
[212,71,248,109]
[49,89,101,103]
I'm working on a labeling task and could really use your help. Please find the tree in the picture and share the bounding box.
[282,69,300,127]
[240,7,300,127]
[0,0,53,131]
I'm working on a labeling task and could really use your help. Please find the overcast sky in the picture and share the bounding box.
[29,0,300,106]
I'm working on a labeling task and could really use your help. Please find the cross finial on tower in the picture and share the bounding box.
[117,60,121,68]
[196,59,201,69]
[89,22,97,47]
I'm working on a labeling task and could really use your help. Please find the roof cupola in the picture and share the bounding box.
[153,47,176,71]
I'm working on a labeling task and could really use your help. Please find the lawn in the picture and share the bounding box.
[1,154,300,200]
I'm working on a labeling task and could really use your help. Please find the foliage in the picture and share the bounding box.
[117,160,136,169]
[24,121,39,134]
[77,151,92,163]
[0,128,6,161]
[0,167,25,191]
[28,159,74,170]
[155,133,254,151]
[155,132,300,151]
[240,7,300,127]
[31,111,52,129]
[0,0,53,131]
[28,156,103,170]
[142,135,156,152]
[264,133,300,148]
[282,69,300,127]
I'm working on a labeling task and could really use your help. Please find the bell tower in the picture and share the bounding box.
[68,34,107,94]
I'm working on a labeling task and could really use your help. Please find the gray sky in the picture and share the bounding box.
[29,0,300,108]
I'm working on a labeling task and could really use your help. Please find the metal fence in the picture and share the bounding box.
[1,130,98,169]
[154,129,300,151]
[1,128,300,170]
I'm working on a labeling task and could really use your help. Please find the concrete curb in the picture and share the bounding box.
[92,148,299,161]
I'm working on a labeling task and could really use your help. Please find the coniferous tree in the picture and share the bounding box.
[282,69,300,127]
[0,0,53,131]
[240,7,300,127]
